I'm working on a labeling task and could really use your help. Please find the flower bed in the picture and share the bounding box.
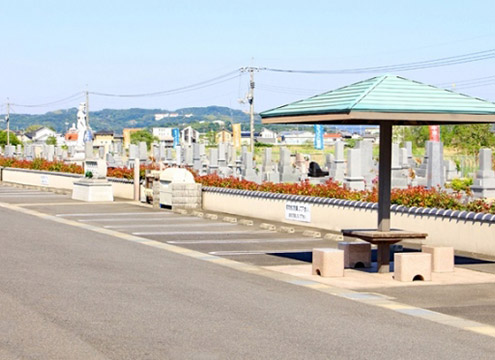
[195,173,495,214]
[2,157,493,214]
[0,157,83,174]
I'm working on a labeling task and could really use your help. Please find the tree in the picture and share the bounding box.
[46,135,57,146]
[130,129,158,150]
[450,124,495,155]
[0,131,21,146]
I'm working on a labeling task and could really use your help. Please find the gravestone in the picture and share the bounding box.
[46,145,55,162]
[193,143,202,172]
[426,141,445,189]
[343,148,365,191]
[16,144,23,159]
[242,151,261,183]
[471,148,495,199]
[278,147,299,183]
[166,148,173,165]
[84,141,93,159]
[129,144,138,160]
[444,160,460,181]
[405,141,416,168]
[329,142,345,183]
[184,145,193,167]
[208,148,218,174]
[325,153,334,172]
[356,139,374,186]
[139,142,148,161]
[391,143,408,189]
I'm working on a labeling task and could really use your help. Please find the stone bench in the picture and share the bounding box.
[312,248,344,277]
[422,246,454,273]
[338,242,371,268]
[394,253,432,282]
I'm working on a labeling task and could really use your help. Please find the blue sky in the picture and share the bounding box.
[2,0,495,114]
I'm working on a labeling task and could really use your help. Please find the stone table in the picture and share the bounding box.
[341,229,427,273]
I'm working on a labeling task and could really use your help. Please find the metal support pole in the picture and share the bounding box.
[378,121,392,232]
[134,157,140,201]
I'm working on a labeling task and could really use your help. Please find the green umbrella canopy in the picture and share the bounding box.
[260,74,495,125]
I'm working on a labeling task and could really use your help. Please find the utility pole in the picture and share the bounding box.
[241,66,261,154]
[248,69,255,154]
[6,100,10,146]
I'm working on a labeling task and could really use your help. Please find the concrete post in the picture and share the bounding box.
[134,157,140,201]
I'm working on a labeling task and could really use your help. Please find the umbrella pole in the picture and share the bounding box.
[378,122,392,232]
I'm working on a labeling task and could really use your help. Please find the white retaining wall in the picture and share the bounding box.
[0,168,135,199]
[202,187,495,258]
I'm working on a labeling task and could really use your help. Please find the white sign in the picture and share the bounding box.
[40,175,49,186]
[285,202,311,223]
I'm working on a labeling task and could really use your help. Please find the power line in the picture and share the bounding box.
[264,48,495,74]
[90,70,240,98]
[11,92,85,108]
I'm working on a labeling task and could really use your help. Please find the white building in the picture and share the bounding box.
[152,127,174,141]
[24,127,57,144]
[280,131,314,145]
[181,126,199,145]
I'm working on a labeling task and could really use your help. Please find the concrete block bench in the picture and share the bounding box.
[312,248,344,277]
[394,253,432,282]
[338,242,371,268]
[422,246,454,273]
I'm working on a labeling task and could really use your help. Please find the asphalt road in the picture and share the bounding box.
[2,185,495,359]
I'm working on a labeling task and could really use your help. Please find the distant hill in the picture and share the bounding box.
[2,106,258,134]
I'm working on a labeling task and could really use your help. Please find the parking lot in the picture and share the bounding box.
[0,184,333,267]
[5,183,495,330]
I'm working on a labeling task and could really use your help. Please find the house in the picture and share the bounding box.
[258,127,278,139]
[323,133,342,145]
[280,131,314,145]
[93,130,114,154]
[181,126,199,145]
[24,127,57,144]
[240,131,260,146]
[152,127,174,146]
[216,130,232,144]
[256,127,278,145]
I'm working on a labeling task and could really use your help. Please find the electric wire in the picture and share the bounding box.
[90,70,239,97]
[263,48,495,74]
[11,92,85,108]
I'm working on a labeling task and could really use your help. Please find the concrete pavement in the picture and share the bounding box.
[2,184,495,358]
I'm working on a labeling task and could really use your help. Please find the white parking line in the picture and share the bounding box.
[209,249,311,256]
[57,212,173,217]
[167,238,322,244]
[0,191,52,195]
[104,222,235,229]
[132,230,273,236]
[79,216,197,223]
[0,194,63,198]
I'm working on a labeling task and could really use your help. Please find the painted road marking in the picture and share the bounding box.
[104,222,236,229]
[56,212,173,217]
[2,200,495,340]
[132,230,273,236]
[0,194,64,198]
[209,249,311,256]
[167,238,322,245]
[79,216,198,223]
